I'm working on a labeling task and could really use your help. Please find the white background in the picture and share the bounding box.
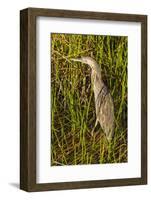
[0,0,150,199]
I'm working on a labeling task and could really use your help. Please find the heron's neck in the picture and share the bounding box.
[91,69,103,100]
[91,63,102,81]
[93,62,101,75]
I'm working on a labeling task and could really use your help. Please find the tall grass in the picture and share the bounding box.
[51,33,128,166]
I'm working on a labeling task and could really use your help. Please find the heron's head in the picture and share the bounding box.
[70,57,99,72]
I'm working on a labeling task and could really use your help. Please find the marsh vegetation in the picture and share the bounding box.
[51,33,128,166]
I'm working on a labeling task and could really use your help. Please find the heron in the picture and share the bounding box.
[71,57,114,141]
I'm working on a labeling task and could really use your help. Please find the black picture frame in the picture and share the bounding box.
[20,7,147,192]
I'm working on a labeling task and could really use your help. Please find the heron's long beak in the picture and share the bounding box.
[70,58,83,62]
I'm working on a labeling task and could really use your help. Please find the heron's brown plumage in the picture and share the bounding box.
[71,57,114,141]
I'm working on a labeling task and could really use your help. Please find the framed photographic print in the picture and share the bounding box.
[20,8,147,192]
